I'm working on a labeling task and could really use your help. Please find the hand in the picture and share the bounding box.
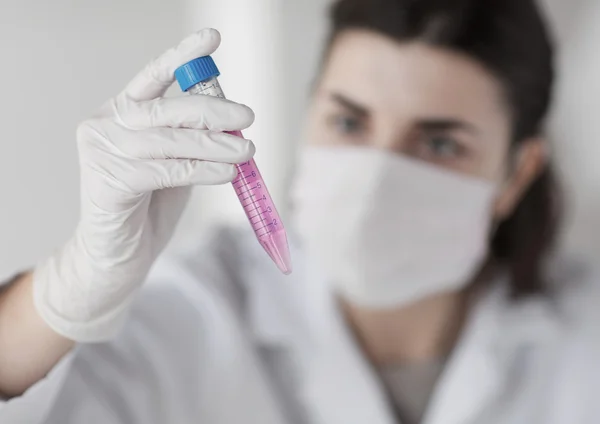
[33,28,255,342]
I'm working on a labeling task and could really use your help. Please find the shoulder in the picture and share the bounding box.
[156,223,303,293]
[529,256,600,386]
[131,225,257,338]
[541,257,600,413]
[155,224,255,277]
[147,225,258,297]
[480,257,600,418]
[143,224,304,326]
[104,226,264,377]
[487,255,600,368]
[548,256,600,329]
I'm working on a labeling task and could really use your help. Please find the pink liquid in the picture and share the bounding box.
[228,131,292,275]
[185,77,291,275]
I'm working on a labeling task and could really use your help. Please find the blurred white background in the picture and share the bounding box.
[0,0,598,279]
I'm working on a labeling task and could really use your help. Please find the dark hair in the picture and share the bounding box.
[327,0,561,297]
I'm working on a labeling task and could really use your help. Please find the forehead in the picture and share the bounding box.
[320,30,509,124]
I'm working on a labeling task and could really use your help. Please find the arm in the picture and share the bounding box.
[0,272,74,397]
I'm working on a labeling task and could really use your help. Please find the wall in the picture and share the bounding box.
[0,0,185,279]
[542,0,600,260]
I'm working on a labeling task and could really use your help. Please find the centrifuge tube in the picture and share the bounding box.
[175,56,292,275]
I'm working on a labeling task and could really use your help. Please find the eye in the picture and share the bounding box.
[422,134,466,158]
[329,114,364,136]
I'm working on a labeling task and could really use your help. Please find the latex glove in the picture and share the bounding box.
[33,28,255,342]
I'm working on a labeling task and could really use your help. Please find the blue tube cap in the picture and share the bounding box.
[174,56,220,92]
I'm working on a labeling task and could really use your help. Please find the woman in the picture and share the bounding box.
[1,0,599,422]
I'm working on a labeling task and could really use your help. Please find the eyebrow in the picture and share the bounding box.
[330,93,370,117]
[416,119,479,135]
[329,92,479,135]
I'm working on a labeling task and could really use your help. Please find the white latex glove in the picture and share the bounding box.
[33,28,255,342]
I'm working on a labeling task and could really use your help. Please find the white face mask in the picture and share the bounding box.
[290,146,498,309]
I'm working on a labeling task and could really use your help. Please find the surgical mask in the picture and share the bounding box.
[290,146,497,309]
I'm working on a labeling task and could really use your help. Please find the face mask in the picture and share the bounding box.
[290,146,498,309]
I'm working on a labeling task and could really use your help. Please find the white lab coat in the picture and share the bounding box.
[2,226,600,424]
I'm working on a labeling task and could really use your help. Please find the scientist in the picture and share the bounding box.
[2,0,600,423]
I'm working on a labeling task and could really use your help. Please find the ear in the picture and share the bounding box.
[493,138,547,220]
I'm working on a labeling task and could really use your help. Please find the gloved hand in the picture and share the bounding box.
[33,28,255,342]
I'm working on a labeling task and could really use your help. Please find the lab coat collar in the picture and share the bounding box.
[423,280,562,424]
[245,248,562,424]
[297,271,399,424]
[244,245,397,423]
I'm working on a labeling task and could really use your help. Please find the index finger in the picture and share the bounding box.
[123,28,221,102]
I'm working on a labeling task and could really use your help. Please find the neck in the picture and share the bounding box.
[342,290,470,366]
